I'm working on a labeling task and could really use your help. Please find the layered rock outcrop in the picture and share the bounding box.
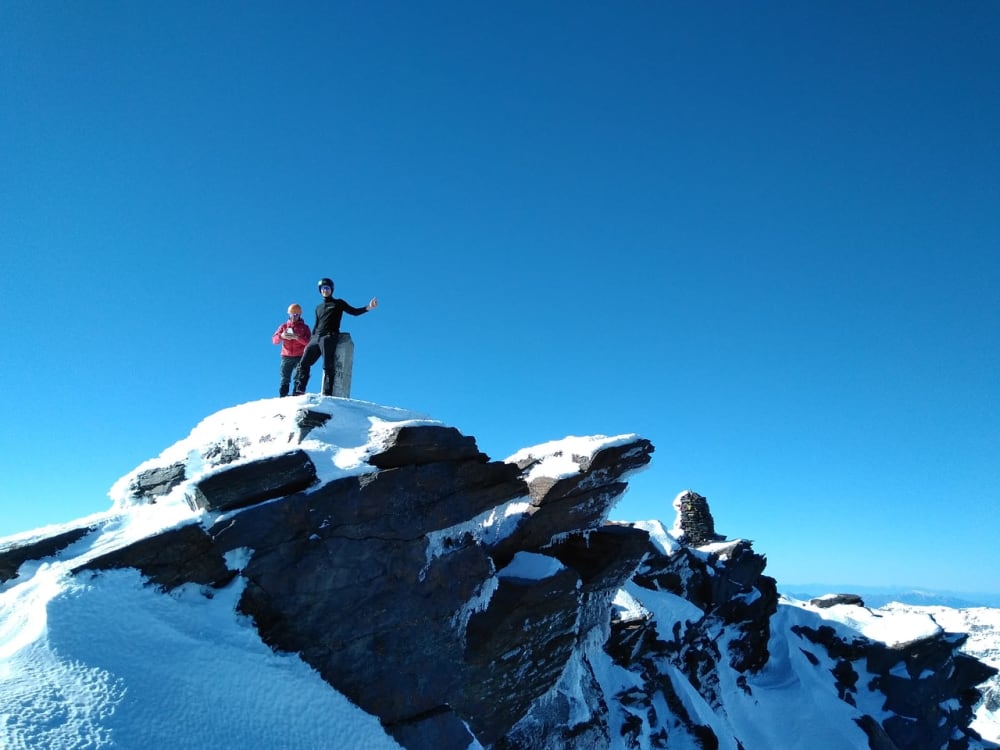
[69,414,656,749]
[1,398,995,750]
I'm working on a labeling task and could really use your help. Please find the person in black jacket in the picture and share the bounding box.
[293,277,378,396]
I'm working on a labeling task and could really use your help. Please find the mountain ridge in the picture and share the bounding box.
[1,396,997,749]
[783,586,1000,610]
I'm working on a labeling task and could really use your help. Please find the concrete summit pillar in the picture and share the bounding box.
[321,332,354,398]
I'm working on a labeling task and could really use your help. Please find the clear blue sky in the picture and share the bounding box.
[2,2,997,592]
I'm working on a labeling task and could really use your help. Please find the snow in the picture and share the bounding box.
[505,434,638,483]
[498,551,566,581]
[108,394,438,511]
[611,587,648,623]
[2,396,998,749]
[423,498,532,569]
[629,518,682,556]
[783,596,943,647]
[1,568,401,749]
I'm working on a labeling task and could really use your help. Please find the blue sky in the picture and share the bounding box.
[2,2,997,592]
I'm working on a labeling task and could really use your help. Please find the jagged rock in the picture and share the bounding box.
[0,524,94,583]
[487,525,650,750]
[811,593,866,608]
[461,565,583,746]
[368,425,486,468]
[128,461,186,503]
[197,431,529,738]
[77,523,234,589]
[201,438,245,465]
[13,402,996,750]
[545,524,651,638]
[490,439,654,567]
[77,424,660,748]
[218,473,499,727]
[185,449,318,512]
[493,655,612,750]
[510,439,654,505]
[791,621,998,749]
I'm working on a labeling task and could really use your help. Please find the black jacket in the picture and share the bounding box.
[312,297,368,336]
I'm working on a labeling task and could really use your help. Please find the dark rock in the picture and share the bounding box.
[0,524,95,583]
[460,566,583,746]
[883,714,929,750]
[954,652,1000,707]
[854,714,901,750]
[832,659,860,703]
[791,623,871,661]
[706,541,770,607]
[206,448,525,731]
[491,482,630,569]
[546,524,650,586]
[726,573,779,673]
[545,524,651,637]
[493,524,649,750]
[236,521,492,726]
[514,439,655,506]
[295,408,331,441]
[202,439,244,466]
[368,425,487,469]
[128,461,186,503]
[810,593,866,608]
[210,461,525,551]
[792,617,998,748]
[77,522,234,589]
[490,438,654,567]
[627,532,778,676]
[337,461,524,539]
[603,515,783,745]
[186,449,318,512]
[385,706,476,750]
[632,543,704,603]
[493,656,612,750]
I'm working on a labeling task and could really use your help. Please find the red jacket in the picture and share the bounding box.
[272,319,311,357]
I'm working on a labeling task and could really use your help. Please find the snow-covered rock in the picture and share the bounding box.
[1,396,995,750]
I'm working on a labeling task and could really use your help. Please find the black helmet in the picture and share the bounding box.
[318,277,334,292]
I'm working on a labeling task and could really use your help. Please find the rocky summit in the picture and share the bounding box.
[1,397,996,750]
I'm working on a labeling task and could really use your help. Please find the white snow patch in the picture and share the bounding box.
[499,552,565,581]
[505,434,638,482]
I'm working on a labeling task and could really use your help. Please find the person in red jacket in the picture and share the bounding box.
[272,303,311,397]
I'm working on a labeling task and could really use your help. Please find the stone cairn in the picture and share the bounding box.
[674,490,726,546]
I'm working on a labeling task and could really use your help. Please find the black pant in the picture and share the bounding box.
[293,333,339,396]
[278,355,300,397]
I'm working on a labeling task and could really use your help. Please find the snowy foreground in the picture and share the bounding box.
[1,396,997,749]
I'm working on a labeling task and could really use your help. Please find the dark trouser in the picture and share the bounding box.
[293,333,339,396]
[278,355,300,397]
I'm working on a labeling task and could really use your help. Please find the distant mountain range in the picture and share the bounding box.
[782,584,1000,610]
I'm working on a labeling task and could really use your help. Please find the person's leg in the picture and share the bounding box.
[293,342,321,395]
[279,356,298,397]
[319,334,339,396]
